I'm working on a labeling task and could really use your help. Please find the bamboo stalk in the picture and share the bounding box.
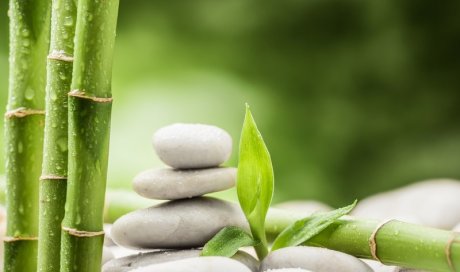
[3,0,50,271]
[37,0,77,271]
[59,0,119,270]
[266,209,460,272]
[101,196,460,271]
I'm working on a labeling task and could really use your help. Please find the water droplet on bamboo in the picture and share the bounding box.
[57,137,68,152]
[64,16,74,26]
[23,38,30,47]
[17,141,23,154]
[22,29,30,37]
[25,87,35,100]
[50,91,58,101]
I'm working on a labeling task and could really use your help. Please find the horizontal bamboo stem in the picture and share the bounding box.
[266,209,459,272]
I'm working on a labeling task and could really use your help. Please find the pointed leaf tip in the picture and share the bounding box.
[237,105,274,259]
[201,226,256,257]
[271,200,357,251]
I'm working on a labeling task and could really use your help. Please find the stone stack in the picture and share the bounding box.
[106,124,257,272]
[105,123,376,272]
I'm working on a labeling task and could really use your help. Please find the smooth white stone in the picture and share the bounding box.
[273,200,332,216]
[352,179,460,229]
[264,269,313,272]
[103,246,115,265]
[260,246,373,272]
[153,123,232,169]
[104,224,116,246]
[452,222,460,232]
[131,256,251,272]
[361,259,426,272]
[103,249,199,272]
[111,246,144,259]
[232,251,260,272]
[133,167,236,200]
[111,197,248,249]
[102,249,258,272]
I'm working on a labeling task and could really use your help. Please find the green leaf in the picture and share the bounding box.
[237,104,274,259]
[201,226,257,257]
[271,200,357,251]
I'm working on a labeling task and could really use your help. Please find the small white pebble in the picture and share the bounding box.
[153,123,232,169]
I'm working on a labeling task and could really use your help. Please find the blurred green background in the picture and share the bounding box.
[1,0,460,207]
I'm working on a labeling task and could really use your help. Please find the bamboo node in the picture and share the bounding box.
[5,107,45,119]
[62,226,105,238]
[68,90,113,103]
[445,232,459,272]
[48,50,74,62]
[40,175,68,180]
[3,236,38,242]
[369,219,394,262]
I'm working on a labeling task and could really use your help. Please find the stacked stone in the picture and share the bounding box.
[105,123,376,272]
[106,124,257,272]
[132,123,236,201]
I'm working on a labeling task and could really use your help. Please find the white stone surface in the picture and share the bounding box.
[362,259,426,272]
[133,167,236,200]
[264,269,313,272]
[131,256,251,272]
[102,246,115,265]
[111,197,248,249]
[260,246,373,272]
[153,123,232,169]
[103,249,258,272]
[104,224,116,246]
[352,179,460,229]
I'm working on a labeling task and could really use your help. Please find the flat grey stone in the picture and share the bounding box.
[103,246,115,265]
[104,224,116,246]
[264,269,313,272]
[153,123,232,169]
[102,249,258,272]
[273,200,332,216]
[260,246,373,272]
[362,260,426,272]
[130,256,251,272]
[352,179,460,229]
[133,167,236,200]
[453,222,460,231]
[111,197,248,249]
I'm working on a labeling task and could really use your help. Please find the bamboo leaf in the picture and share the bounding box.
[271,200,357,251]
[237,104,274,259]
[201,226,256,257]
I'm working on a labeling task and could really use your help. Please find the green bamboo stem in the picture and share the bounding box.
[4,0,50,271]
[100,193,460,271]
[37,0,77,271]
[59,0,119,270]
[0,186,156,225]
[266,209,460,272]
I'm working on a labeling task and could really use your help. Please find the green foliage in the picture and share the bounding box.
[201,226,256,257]
[271,200,357,251]
[237,104,274,259]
